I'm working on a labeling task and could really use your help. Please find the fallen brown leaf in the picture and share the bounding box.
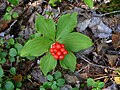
[112,33,120,49]
[13,74,23,82]
[106,55,118,67]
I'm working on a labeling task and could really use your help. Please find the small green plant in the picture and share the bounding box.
[39,71,65,90]
[0,38,22,90]
[0,38,23,64]
[7,0,19,6]
[3,6,19,20]
[21,12,93,76]
[0,66,22,90]
[87,78,105,90]
[49,0,61,6]
[49,0,93,8]
[83,0,94,8]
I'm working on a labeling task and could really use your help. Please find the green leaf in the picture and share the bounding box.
[0,57,6,64]
[8,0,19,6]
[43,82,52,89]
[59,32,93,52]
[10,67,16,75]
[71,88,79,90]
[4,81,15,90]
[49,0,61,6]
[12,12,19,19]
[56,87,60,90]
[83,0,93,8]
[26,56,35,60]
[39,87,45,90]
[87,78,94,87]
[98,82,105,88]
[0,66,4,77]
[0,52,7,57]
[16,88,21,90]
[10,57,15,63]
[54,71,62,80]
[59,51,76,72]
[9,48,17,57]
[14,43,23,55]
[56,12,77,40]
[21,37,52,57]
[93,82,98,88]
[8,38,14,45]
[3,13,12,20]
[35,14,55,40]
[47,75,53,81]
[15,82,22,88]
[51,81,58,90]
[6,6,12,12]
[40,52,57,76]
[57,78,65,87]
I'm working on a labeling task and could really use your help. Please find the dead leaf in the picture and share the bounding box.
[106,55,118,67]
[13,74,23,82]
[112,33,120,49]
[77,18,91,32]
[114,77,120,84]
[0,20,11,32]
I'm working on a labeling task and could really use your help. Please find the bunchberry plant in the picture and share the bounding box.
[87,78,105,90]
[20,12,93,76]
[39,71,65,90]
[3,6,19,20]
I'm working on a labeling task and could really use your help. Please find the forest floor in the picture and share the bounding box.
[0,0,120,90]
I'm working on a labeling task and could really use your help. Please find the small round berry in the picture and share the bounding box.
[56,51,62,56]
[60,48,65,52]
[55,44,61,50]
[55,42,59,44]
[63,50,68,55]
[53,49,57,53]
[59,55,64,60]
[54,55,59,60]
[51,52,55,56]
[61,44,65,48]
[50,48,54,53]
[52,44,56,49]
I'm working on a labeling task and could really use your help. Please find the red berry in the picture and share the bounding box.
[56,51,62,56]
[61,44,65,48]
[55,42,59,44]
[60,48,65,52]
[55,44,61,50]
[52,44,56,49]
[51,52,55,56]
[59,55,64,60]
[54,54,59,60]
[50,48,54,53]
[63,50,68,55]
[53,49,57,53]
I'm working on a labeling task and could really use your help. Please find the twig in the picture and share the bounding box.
[93,10,120,17]
[94,76,108,81]
[5,20,18,34]
[76,53,116,70]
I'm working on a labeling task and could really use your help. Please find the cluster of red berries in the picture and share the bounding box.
[50,42,68,60]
